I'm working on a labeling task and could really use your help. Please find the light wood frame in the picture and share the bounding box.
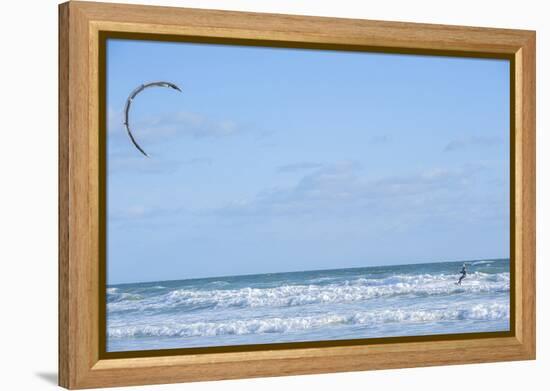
[59,1,536,389]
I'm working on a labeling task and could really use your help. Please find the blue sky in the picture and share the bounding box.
[106,39,510,284]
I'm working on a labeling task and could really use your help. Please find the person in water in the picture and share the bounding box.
[457,263,467,285]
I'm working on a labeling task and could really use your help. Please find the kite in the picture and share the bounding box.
[123,81,182,157]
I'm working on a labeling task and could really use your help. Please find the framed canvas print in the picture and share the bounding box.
[58,1,536,389]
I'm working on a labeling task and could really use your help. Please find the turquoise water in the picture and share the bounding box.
[106,259,510,352]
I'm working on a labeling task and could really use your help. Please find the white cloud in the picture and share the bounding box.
[108,154,213,176]
[123,110,240,141]
[276,162,323,173]
[108,159,508,232]
[209,161,505,227]
[444,136,502,152]
[109,203,188,222]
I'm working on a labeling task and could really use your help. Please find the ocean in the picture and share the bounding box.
[106,259,510,352]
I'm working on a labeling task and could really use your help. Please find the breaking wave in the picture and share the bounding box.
[107,272,509,314]
[108,302,509,339]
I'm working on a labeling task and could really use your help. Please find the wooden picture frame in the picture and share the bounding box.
[59,1,536,389]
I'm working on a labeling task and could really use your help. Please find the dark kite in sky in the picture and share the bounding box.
[123,81,182,157]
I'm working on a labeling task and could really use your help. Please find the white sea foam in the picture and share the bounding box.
[107,272,510,314]
[107,290,143,303]
[472,260,496,266]
[107,302,509,339]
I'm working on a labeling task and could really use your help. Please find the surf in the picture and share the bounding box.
[108,301,509,339]
[106,259,511,351]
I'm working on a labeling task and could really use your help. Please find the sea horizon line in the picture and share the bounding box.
[107,257,509,287]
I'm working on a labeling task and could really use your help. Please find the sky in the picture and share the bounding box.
[106,39,510,285]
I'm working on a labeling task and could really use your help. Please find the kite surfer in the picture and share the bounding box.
[456,263,467,285]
